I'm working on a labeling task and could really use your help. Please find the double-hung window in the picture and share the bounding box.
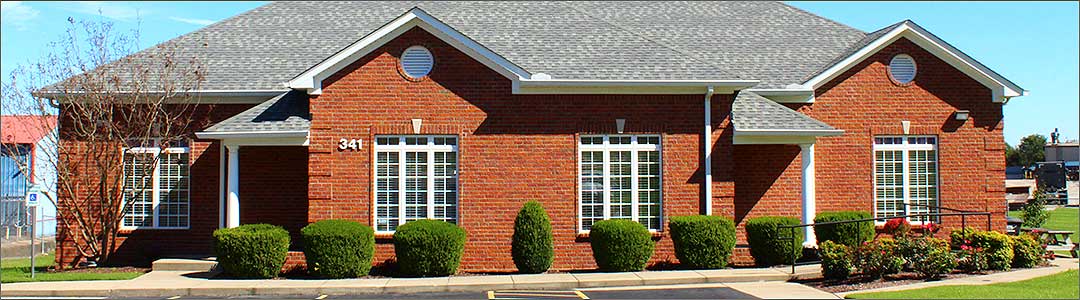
[373,135,458,233]
[873,136,939,223]
[579,135,662,232]
[121,139,190,229]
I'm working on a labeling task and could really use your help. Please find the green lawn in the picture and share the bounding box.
[847,269,1079,299]
[1008,207,1079,233]
[1,253,144,283]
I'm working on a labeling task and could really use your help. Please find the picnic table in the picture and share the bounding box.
[1021,228,1079,258]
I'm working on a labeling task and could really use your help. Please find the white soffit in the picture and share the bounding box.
[803,22,1026,103]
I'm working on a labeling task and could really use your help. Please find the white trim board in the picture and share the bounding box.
[803,21,1026,103]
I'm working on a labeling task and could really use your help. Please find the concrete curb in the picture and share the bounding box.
[0,267,803,297]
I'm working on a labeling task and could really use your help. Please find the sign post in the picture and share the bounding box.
[25,185,42,279]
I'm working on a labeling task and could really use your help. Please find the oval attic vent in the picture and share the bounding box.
[401,46,434,78]
[889,54,916,84]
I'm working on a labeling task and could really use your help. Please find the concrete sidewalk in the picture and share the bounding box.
[0,265,817,298]
[835,258,1080,297]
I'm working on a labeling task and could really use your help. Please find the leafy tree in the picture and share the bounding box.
[1021,189,1050,228]
[1005,143,1022,167]
[1015,134,1047,167]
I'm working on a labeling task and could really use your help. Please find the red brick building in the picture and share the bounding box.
[53,2,1024,271]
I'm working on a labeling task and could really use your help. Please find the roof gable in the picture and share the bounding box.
[803,20,1025,103]
[287,7,530,94]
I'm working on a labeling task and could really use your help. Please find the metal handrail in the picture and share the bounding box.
[775,205,994,274]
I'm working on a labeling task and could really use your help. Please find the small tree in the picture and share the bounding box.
[511,201,554,273]
[1021,188,1050,228]
[1,18,209,266]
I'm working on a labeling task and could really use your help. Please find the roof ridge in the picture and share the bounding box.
[560,2,742,79]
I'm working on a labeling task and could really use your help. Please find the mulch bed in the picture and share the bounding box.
[795,264,1053,293]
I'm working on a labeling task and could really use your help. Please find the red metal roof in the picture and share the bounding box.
[1,115,57,144]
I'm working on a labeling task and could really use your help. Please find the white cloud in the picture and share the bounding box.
[1,1,41,31]
[169,16,215,26]
[62,1,142,22]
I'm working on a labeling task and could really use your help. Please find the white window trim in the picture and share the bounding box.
[872,135,939,225]
[577,134,662,233]
[120,141,191,230]
[372,135,459,234]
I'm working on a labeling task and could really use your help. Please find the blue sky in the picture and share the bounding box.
[1,1,1077,144]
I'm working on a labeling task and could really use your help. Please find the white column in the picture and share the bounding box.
[218,143,226,228]
[226,144,240,228]
[800,143,817,246]
[703,86,714,215]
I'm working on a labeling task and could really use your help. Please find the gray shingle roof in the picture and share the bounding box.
[731,91,839,133]
[86,1,868,91]
[202,90,310,133]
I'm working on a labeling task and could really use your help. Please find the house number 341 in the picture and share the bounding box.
[338,138,363,151]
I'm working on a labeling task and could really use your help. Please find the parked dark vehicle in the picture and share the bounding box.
[1035,162,1068,203]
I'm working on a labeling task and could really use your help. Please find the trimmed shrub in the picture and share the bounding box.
[669,215,736,269]
[512,201,554,274]
[1010,234,1046,268]
[819,240,852,280]
[745,216,803,266]
[1021,189,1050,228]
[393,219,466,277]
[814,211,874,247]
[899,237,956,279]
[213,224,290,278]
[854,238,903,278]
[589,219,655,272]
[951,229,1014,271]
[301,220,375,278]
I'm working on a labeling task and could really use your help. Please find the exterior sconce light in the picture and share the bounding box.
[954,110,970,121]
[616,119,626,134]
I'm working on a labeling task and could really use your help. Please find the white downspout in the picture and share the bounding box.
[704,86,715,215]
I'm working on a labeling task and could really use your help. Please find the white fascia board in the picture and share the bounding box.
[733,135,817,145]
[195,130,309,140]
[804,23,1024,103]
[512,79,758,95]
[35,89,288,103]
[745,88,815,103]
[734,128,844,137]
[286,8,531,95]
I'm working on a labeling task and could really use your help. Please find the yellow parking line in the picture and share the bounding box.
[574,290,590,299]
[167,296,182,300]
[315,295,328,300]
[488,290,496,299]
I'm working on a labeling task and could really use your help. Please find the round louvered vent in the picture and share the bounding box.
[401,46,434,78]
[889,54,916,84]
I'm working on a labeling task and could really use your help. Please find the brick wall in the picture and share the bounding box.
[725,37,1006,264]
[239,146,309,247]
[309,27,736,272]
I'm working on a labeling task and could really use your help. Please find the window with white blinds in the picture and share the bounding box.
[579,135,662,232]
[121,140,190,229]
[374,135,458,232]
[873,136,938,223]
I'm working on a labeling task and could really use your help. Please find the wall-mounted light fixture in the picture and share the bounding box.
[954,110,970,121]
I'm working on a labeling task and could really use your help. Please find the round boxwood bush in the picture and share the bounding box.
[301,219,375,278]
[213,224,290,278]
[589,219,655,272]
[512,201,554,274]
[669,215,736,269]
[393,219,466,277]
[813,211,874,247]
[745,216,803,267]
